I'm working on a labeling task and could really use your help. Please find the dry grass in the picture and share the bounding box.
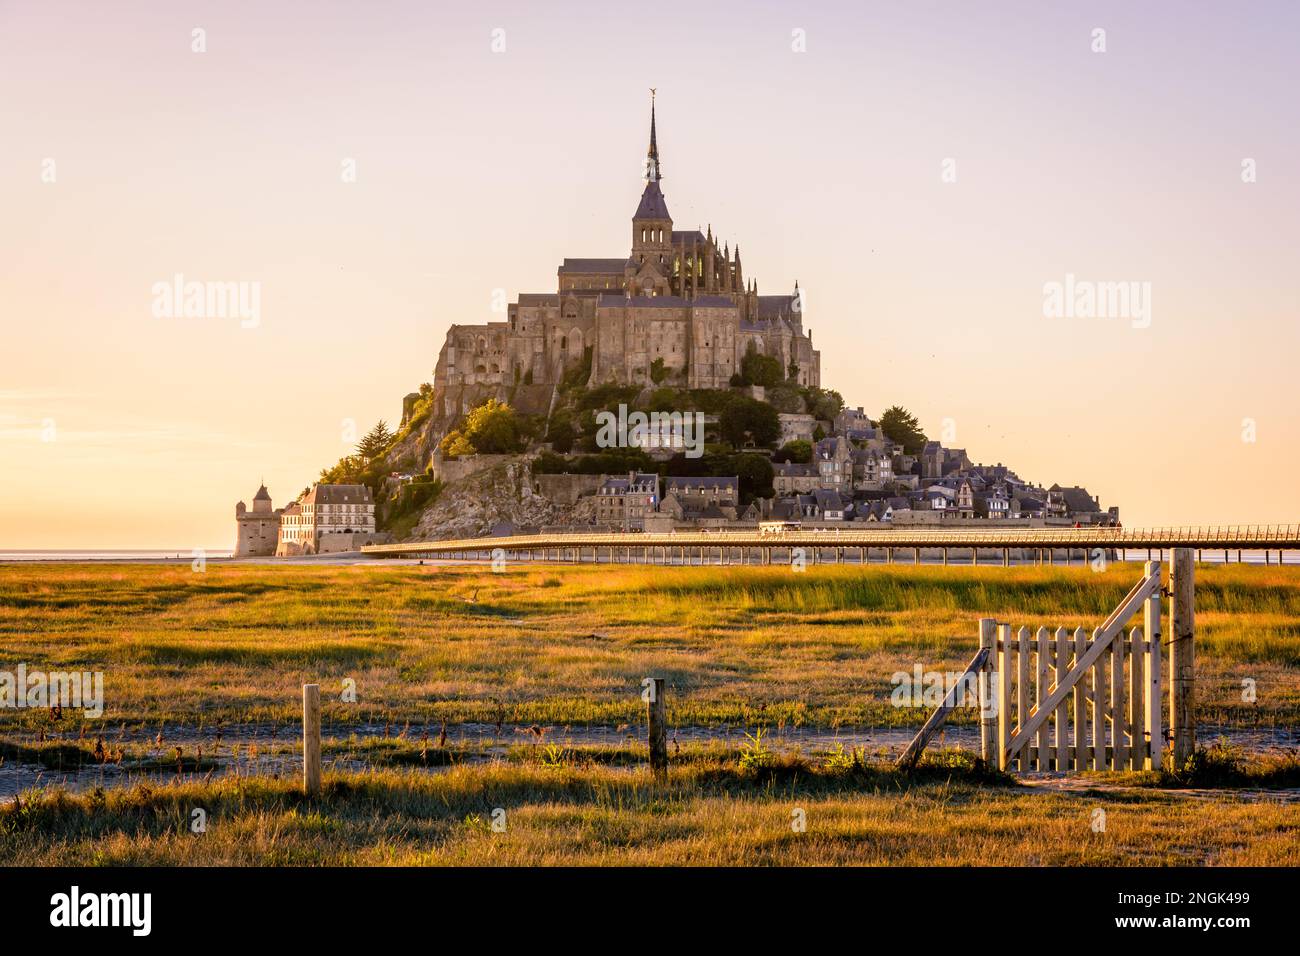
[1,561,1298,732]
[2,751,1296,866]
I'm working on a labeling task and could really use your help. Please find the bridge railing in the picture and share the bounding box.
[363,523,1300,555]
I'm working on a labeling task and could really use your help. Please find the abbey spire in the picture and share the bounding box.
[646,88,661,183]
[630,89,673,284]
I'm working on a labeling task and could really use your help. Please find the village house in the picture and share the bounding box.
[773,461,819,496]
[813,436,854,492]
[275,483,382,556]
[594,472,660,528]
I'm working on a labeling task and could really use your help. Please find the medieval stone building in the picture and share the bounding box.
[233,484,281,557]
[433,96,820,415]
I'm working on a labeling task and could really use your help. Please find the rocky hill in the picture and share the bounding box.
[408,458,596,540]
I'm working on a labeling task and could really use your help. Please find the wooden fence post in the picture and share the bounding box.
[1170,548,1196,767]
[646,677,667,782]
[302,683,321,795]
[1144,560,1163,770]
[997,623,1013,771]
[978,618,997,766]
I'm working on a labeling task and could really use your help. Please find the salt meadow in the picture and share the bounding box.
[1,562,1298,866]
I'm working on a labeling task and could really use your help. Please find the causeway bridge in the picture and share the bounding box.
[363,525,1300,567]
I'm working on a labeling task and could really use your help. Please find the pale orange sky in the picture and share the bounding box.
[2,0,1298,549]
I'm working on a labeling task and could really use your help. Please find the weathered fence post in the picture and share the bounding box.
[302,683,321,795]
[1144,559,1163,770]
[1170,548,1196,767]
[645,677,667,782]
[978,618,997,766]
[997,623,1013,770]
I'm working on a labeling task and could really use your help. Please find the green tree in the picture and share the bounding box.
[739,342,783,387]
[356,420,394,460]
[719,396,780,448]
[461,398,524,454]
[879,405,927,455]
[802,387,844,421]
[320,453,367,484]
[545,411,576,454]
[774,439,812,464]
[438,429,475,459]
[732,453,775,501]
[649,357,668,384]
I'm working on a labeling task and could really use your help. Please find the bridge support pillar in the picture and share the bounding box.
[971,547,977,566]
[942,548,948,566]
[1003,548,1009,567]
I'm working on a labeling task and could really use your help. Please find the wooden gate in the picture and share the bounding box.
[981,560,1164,771]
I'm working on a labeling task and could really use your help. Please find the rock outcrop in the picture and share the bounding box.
[409,459,597,541]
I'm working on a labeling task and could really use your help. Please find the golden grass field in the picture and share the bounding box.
[1,560,1298,729]
[3,751,1298,866]
[1,560,1297,866]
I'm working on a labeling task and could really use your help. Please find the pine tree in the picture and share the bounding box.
[356,420,394,460]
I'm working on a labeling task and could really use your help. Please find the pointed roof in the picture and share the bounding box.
[635,92,670,221]
[634,180,671,220]
[646,89,661,182]
[253,484,271,501]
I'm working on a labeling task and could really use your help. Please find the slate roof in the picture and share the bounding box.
[302,484,372,505]
[666,476,739,493]
[1050,485,1102,513]
[754,295,798,319]
[773,462,817,477]
[813,489,844,511]
[770,498,800,519]
[558,258,626,274]
[691,295,737,308]
[634,181,671,219]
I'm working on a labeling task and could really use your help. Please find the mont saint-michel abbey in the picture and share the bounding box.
[433,97,820,409]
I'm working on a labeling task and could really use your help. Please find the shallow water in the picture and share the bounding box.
[2,721,1295,798]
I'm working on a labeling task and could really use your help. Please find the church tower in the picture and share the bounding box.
[627,91,673,296]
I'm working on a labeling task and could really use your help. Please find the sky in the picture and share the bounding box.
[2,0,1298,549]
